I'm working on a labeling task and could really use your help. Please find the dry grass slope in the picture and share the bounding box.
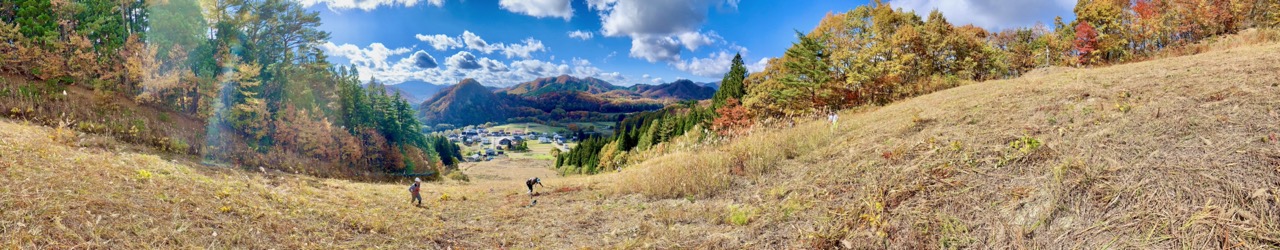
[2,41,1279,248]
[615,42,1280,248]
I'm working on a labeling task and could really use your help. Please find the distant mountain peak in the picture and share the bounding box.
[418,79,511,126]
[458,78,482,86]
[621,79,716,101]
[383,80,450,104]
[501,75,620,97]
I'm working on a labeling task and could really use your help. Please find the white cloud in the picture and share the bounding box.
[595,0,713,36]
[595,72,624,82]
[888,0,1077,30]
[629,35,682,62]
[408,51,439,69]
[296,0,444,11]
[571,57,591,67]
[323,42,437,83]
[320,42,412,70]
[724,0,740,9]
[567,30,594,40]
[650,77,663,84]
[674,50,735,78]
[510,59,561,76]
[324,43,629,87]
[416,31,546,59]
[500,38,546,59]
[747,57,768,73]
[590,0,736,62]
[676,31,719,51]
[461,31,499,54]
[415,34,463,51]
[446,51,482,70]
[727,43,748,54]
[585,0,614,11]
[499,0,574,20]
[603,51,618,63]
[671,45,768,78]
[478,58,509,72]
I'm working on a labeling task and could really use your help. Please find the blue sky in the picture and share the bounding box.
[305,0,1076,87]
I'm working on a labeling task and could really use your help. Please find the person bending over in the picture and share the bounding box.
[525,177,544,197]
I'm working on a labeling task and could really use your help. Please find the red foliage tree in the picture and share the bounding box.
[712,98,753,137]
[1074,20,1099,66]
[1132,0,1158,20]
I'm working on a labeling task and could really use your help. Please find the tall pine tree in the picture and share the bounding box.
[712,53,748,108]
[777,31,833,115]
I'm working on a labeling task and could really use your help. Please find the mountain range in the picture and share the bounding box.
[417,75,716,128]
[501,75,620,97]
[384,81,450,104]
[614,79,716,100]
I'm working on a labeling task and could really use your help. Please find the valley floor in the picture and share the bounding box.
[4,42,1280,248]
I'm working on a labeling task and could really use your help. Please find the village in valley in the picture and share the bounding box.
[440,123,608,162]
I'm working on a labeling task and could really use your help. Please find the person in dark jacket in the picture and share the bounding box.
[409,178,422,207]
[525,177,544,197]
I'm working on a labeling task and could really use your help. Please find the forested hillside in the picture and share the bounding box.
[418,77,669,130]
[555,0,1280,174]
[742,0,1278,117]
[0,0,459,179]
[618,79,717,101]
[501,75,620,97]
[418,78,521,128]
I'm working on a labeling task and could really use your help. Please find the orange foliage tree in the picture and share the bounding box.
[712,98,753,137]
[1074,21,1100,66]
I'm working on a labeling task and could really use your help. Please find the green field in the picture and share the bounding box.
[569,122,615,133]
[486,123,562,134]
[506,141,570,160]
[458,137,573,162]
[487,122,615,135]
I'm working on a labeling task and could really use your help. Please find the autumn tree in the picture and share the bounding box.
[772,31,834,116]
[228,62,271,145]
[711,98,752,137]
[596,140,624,171]
[0,0,459,179]
[1073,0,1129,63]
[1074,20,1100,66]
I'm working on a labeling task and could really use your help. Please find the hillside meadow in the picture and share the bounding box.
[3,40,1279,248]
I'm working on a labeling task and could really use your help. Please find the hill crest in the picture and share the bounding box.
[418,78,513,126]
[500,75,620,97]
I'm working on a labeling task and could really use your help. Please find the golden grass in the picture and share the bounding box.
[615,40,1280,248]
[1152,28,1280,60]
[611,118,836,199]
[0,121,458,248]
[763,42,1280,248]
[3,39,1280,248]
[615,151,730,199]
